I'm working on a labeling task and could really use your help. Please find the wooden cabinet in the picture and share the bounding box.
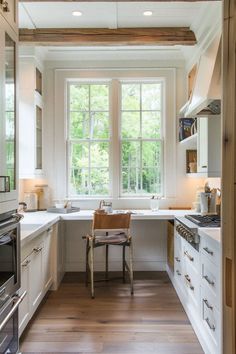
[0,16,18,212]
[19,54,44,178]
[0,0,17,33]
[197,116,221,177]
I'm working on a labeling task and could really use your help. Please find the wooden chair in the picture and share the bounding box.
[84,212,133,298]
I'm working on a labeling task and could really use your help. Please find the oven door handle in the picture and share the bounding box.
[0,291,27,331]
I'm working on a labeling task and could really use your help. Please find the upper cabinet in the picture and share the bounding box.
[0,16,18,211]
[0,0,17,33]
[19,52,44,178]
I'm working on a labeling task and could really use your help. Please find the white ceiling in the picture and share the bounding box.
[18,2,222,62]
[19,2,207,30]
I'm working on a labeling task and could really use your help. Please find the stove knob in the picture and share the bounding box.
[187,234,194,243]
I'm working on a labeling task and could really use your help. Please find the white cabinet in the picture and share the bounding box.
[172,226,221,354]
[197,116,221,177]
[19,53,44,178]
[19,256,31,336]
[43,227,53,292]
[30,241,44,313]
[0,0,17,33]
[51,222,65,290]
[19,222,65,336]
[19,229,53,336]
[0,16,18,212]
[200,235,221,354]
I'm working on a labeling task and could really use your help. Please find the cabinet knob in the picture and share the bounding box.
[2,1,10,12]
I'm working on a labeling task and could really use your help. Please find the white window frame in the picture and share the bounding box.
[54,68,176,207]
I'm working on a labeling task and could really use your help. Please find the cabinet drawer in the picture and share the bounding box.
[183,242,200,274]
[202,292,220,348]
[183,262,200,308]
[200,235,220,265]
[201,255,220,308]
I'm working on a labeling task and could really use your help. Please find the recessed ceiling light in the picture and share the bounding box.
[143,10,153,16]
[72,11,82,17]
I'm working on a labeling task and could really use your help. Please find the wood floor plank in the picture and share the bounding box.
[20,272,204,354]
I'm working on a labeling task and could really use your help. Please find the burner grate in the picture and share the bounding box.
[185,214,221,227]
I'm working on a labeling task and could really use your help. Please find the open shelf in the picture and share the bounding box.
[179,133,197,144]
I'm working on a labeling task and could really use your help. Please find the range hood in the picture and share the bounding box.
[181,32,221,118]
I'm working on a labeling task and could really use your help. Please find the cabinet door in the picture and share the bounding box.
[197,117,208,173]
[0,20,17,207]
[43,228,53,292]
[19,257,31,336]
[29,242,44,314]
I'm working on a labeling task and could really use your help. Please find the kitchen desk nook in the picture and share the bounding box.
[19,209,221,354]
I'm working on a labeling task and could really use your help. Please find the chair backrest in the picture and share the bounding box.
[92,212,131,233]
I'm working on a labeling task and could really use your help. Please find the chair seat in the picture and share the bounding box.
[95,232,129,245]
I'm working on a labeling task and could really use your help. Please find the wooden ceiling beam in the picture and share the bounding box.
[19,27,197,46]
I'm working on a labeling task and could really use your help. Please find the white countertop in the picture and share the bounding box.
[198,227,221,243]
[20,209,220,246]
[20,209,193,245]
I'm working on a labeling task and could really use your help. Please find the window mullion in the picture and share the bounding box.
[88,85,91,195]
[140,84,143,194]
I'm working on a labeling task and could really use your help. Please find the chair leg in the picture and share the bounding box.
[85,239,89,287]
[129,241,134,295]
[89,240,95,299]
[105,245,109,281]
[123,245,126,283]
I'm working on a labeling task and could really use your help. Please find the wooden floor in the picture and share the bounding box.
[20,272,204,354]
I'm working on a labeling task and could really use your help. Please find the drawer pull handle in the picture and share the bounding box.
[33,247,42,253]
[203,275,215,286]
[184,274,194,290]
[176,270,181,276]
[184,251,194,262]
[22,259,31,267]
[175,257,180,262]
[203,298,213,310]
[203,247,213,256]
[205,317,215,331]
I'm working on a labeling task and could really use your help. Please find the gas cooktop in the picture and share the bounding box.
[185,214,221,228]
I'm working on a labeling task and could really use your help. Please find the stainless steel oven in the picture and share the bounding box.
[0,292,26,354]
[0,212,22,309]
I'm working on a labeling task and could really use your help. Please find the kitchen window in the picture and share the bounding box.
[67,79,164,198]
[67,82,110,196]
